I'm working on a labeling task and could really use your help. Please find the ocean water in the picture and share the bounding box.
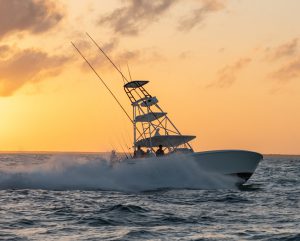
[0,153,299,240]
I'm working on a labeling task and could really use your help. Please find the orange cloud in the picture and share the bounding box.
[0,45,10,58]
[208,58,252,88]
[264,38,300,85]
[178,0,226,31]
[98,0,226,36]
[73,36,165,75]
[0,0,64,38]
[271,58,300,83]
[0,48,70,96]
[98,0,176,36]
[265,38,298,61]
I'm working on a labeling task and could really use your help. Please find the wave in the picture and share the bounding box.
[0,154,239,191]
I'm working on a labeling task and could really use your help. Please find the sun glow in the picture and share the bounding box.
[0,0,300,154]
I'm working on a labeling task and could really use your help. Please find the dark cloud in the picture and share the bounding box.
[265,38,299,61]
[270,58,300,83]
[75,37,119,59]
[264,38,300,85]
[85,48,141,73]
[218,47,225,53]
[208,58,252,88]
[118,50,140,62]
[98,0,227,35]
[0,48,70,96]
[98,0,177,36]
[0,0,64,38]
[75,40,163,75]
[74,38,121,72]
[178,0,225,31]
[102,38,119,53]
[0,45,11,58]
[178,50,193,59]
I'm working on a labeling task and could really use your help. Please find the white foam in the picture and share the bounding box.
[0,154,238,191]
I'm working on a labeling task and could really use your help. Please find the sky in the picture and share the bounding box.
[0,0,299,154]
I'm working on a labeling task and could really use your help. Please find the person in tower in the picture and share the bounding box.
[133,145,145,158]
[155,144,165,157]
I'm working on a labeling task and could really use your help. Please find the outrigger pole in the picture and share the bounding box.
[86,32,147,104]
[127,63,133,81]
[71,42,133,124]
[86,32,130,83]
[85,34,195,151]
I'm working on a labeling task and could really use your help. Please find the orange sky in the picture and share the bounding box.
[0,0,299,154]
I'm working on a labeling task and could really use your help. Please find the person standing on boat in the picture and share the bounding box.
[134,145,145,158]
[156,145,165,157]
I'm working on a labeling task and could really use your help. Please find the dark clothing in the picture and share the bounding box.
[156,149,164,157]
[134,149,145,158]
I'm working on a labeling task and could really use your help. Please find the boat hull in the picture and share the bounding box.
[191,150,263,183]
[122,150,263,185]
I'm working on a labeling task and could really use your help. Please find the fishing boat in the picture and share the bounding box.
[72,33,263,184]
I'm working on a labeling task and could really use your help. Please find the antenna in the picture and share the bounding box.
[119,64,126,84]
[127,63,133,81]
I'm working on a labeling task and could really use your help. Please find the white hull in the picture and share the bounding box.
[191,150,263,183]
[123,150,263,184]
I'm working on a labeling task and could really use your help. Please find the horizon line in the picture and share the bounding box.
[0,150,299,156]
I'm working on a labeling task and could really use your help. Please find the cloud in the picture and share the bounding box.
[74,40,164,76]
[264,38,300,85]
[0,48,70,96]
[265,38,299,61]
[98,0,177,36]
[84,48,141,73]
[178,0,226,31]
[208,58,252,88]
[98,0,227,35]
[101,38,119,53]
[0,45,11,58]
[82,47,146,72]
[118,50,141,62]
[270,58,300,83]
[0,0,64,39]
[178,50,194,59]
[73,37,121,72]
[75,37,119,59]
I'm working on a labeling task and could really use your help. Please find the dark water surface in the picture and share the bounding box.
[0,154,299,240]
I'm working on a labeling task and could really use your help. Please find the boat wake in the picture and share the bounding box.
[0,155,240,191]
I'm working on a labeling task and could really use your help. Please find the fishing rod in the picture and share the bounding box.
[111,137,130,160]
[109,143,120,164]
[120,132,133,158]
[118,142,129,159]
[124,143,133,159]
[71,41,133,124]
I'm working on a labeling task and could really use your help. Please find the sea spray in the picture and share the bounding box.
[0,154,239,191]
